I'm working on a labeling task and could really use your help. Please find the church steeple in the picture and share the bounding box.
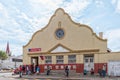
[6,42,11,56]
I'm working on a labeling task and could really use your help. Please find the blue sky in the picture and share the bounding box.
[0,0,120,56]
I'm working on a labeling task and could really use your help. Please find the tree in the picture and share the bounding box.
[0,50,8,60]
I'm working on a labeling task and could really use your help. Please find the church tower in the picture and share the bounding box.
[6,42,11,57]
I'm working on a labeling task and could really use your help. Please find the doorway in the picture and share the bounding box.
[84,55,94,72]
[31,57,38,66]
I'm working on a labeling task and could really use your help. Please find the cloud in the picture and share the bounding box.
[63,0,91,19]
[28,0,63,9]
[28,0,91,22]
[0,0,120,56]
[95,0,104,7]
[111,0,117,5]
[116,0,120,13]
[0,2,3,10]
[8,44,23,56]
[104,29,120,52]
[111,0,120,13]
[0,2,32,56]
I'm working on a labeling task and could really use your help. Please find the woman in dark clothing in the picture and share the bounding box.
[65,66,69,77]
[98,68,102,77]
[90,68,94,75]
[31,63,34,74]
[46,65,51,75]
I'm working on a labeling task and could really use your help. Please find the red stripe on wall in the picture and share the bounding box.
[76,64,84,73]
[24,63,108,73]
[39,64,44,73]
[94,63,107,73]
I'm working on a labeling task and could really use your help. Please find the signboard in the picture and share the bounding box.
[40,56,44,60]
[108,61,120,76]
[28,48,41,52]
[12,58,23,62]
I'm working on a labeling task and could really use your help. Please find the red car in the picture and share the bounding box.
[13,68,19,74]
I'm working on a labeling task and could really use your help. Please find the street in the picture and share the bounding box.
[0,72,63,80]
[1,72,120,80]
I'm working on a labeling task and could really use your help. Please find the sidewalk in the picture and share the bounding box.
[13,73,120,80]
[0,70,12,73]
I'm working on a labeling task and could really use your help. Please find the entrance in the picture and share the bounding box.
[84,55,94,72]
[31,57,38,66]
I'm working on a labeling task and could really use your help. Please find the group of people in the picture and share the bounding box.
[18,64,106,78]
[98,64,107,77]
[19,64,40,78]
[18,65,69,77]
[83,68,94,75]
[84,64,107,78]
[46,65,69,77]
[18,64,53,77]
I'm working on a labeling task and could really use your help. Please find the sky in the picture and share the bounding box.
[0,0,120,56]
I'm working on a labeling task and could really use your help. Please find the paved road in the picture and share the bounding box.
[0,72,67,80]
[0,72,63,80]
[1,72,120,80]
[0,76,71,80]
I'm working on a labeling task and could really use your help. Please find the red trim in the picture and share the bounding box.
[41,64,83,73]
[76,64,84,73]
[39,64,44,73]
[94,63,107,73]
[28,48,41,52]
[40,56,44,60]
[24,63,108,73]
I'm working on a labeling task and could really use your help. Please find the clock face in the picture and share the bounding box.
[55,28,64,39]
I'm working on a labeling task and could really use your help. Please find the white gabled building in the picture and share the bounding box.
[0,55,23,69]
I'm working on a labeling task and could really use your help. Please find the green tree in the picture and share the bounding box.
[0,50,8,60]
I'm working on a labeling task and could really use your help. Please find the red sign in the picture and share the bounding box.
[40,56,44,60]
[28,48,41,52]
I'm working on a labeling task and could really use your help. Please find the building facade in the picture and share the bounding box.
[23,8,120,73]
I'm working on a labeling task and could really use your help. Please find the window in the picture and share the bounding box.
[45,56,52,64]
[55,28,64,39]
[90,58,93,62]
[68,55,76,64]
[85,59,88,63]
[56,55,64,64]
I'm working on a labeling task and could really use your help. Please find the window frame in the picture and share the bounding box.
[45,56,52,64]
[56,55,64,64]
[68,55,76,64]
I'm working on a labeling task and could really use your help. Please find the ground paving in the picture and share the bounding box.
[1,70,120,80]
[14,73,120,80]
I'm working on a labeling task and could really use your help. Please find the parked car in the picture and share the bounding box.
[13,68,19,74]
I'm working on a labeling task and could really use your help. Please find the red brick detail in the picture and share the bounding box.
[39,64,44,73]
[76,64,84,73]
[26,64,84,73]
[94,63,107,73]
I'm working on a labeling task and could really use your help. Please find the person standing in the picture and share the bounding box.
[83,69,87,75]
[46,65,51,75]
[65,66,69,77]
[36,65,40,75]
[31,63,35,74]
[19,65,22,78]
[102,64,106,77]
[98,68,102,77]
[26,65,30,75]
[90,68,94,75]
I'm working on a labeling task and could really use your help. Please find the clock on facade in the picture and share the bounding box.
[55,28,64,39]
